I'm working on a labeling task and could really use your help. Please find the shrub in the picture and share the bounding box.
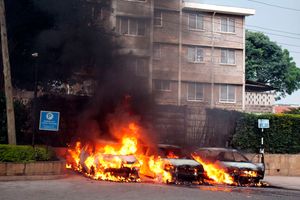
[232,113,300,153]
[0,144,57,162]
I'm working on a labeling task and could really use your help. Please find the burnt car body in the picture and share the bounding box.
[79,142,140,182]
[193,148,265,185]
[141,144,205,184]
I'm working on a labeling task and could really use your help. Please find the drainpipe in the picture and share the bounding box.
[178,1,183,106]
[242,17,246,111]
[210,12,216,108]
[149,0,154,93]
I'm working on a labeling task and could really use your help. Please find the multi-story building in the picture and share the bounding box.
[99,0,255,111]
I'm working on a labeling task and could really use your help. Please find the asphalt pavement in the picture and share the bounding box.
[1,175,300,200]
[264,176,300,191]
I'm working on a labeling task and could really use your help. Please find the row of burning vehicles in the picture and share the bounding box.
[66,123,264,186]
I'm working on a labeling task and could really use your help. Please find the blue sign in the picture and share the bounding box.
[39,111,60,131]
[258,119,270,129]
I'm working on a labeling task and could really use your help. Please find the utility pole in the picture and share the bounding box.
[0,0,16,145]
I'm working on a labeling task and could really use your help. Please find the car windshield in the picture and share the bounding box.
[158,147,186,159]
[196,149,250,162]
[233,152,249,162]
[217,151,249,162]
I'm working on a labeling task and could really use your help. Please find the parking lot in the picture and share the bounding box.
[1,175,300,200]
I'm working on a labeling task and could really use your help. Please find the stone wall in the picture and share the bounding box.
[245,154,300,176]
[0,161,66,176]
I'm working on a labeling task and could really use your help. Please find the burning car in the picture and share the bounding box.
[193,148,265,186]
[140,144,205,184]
[67,137,141,182]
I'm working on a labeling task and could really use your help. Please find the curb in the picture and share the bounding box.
[0,174,69,181]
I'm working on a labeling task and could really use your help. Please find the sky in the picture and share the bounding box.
[189,0,300,105]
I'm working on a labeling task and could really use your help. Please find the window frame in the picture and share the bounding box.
[117,17,146,36]
[187,82,204,101]
[154,10,163,27]
[220,48,236,65]
[134,57,148,77]
[188,46,204,63]
[188,12,204,31]
[126,57,148,77]
[153,43,161,60]
[219,84,236,103]
[220,17,235,33]
[154,80,171,91]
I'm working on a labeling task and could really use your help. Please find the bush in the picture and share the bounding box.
[232,113,300,154]
[0,144,57,162]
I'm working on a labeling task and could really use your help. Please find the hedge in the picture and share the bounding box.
[0,145,56,162]
[232,113,300,154]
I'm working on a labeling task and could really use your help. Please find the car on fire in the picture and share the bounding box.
[79,141,140,182]
[140,144,205,184]
[193,148,265,185]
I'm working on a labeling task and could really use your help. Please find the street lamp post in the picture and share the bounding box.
[32,52,38,147]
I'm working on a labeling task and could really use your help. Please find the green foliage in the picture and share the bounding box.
[35,146,55,161]
[0,92,30,144]
[233,113,300,153]
[0,144,56,162]
[246,31,300,98]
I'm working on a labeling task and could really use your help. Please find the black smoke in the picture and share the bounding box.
[30,0,156,144]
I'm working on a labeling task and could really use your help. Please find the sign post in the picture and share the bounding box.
[39,111,60,131]
[258,119,269,164]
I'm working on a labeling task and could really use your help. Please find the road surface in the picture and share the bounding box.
[0,175,299,200]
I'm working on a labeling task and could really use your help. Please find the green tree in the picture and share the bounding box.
[246,31,300,98]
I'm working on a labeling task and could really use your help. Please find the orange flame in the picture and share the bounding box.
[148,156,172,183]
[192,154,234,185]
[241,170,258,177]
[66,122,142,182]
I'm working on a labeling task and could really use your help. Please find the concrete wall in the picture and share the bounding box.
[245,154,300,176]
[245,92,275,113]
[0,161,66,176]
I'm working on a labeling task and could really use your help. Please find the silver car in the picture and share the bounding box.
[193,148,265,185]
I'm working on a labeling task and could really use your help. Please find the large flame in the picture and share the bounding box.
[66,122,173,183]
[148,156,172,183]
[192,154,234,185]
[66,121,142,182]
[67,136,141,182]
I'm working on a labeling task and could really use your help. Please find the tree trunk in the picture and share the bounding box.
[0,0,16,145]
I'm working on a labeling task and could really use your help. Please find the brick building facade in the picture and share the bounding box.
[98,0,255,111]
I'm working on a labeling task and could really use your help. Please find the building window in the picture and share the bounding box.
[135,58,148,76]
[187,82,204,101]
[126,57,148,76]
[188,46,204,63]
[154,10,162,26]
[117,17,145,36]
[153,43,161,59]
[188,13,204,30]
[221,49,235,64]
[220,84,236,103]
[154,80,171,91]
[221,17,235,33]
